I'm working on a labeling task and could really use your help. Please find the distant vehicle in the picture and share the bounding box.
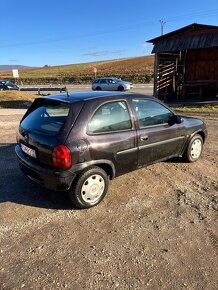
[15,91,207,209]
[0,80,19,91]
[92,77,133,91]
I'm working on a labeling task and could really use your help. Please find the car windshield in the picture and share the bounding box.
[20,99,70,136]
[112,78,122,82]
[6,81,16,86]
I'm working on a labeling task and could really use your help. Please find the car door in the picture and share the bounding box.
[99,79,109,90]
[85,100,138,176]
[108,79,118,91]
[131,98,186,167]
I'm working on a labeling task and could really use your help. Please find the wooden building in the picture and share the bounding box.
[147,23,218,100]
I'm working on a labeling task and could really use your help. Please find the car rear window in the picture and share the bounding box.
[20,99,70,136]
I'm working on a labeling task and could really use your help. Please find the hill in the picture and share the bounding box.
[0,65,34,71]
[0,55,154,84]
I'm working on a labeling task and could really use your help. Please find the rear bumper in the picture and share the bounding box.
[15,145,76,191]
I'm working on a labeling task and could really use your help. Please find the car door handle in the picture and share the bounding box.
[140,135,148,141]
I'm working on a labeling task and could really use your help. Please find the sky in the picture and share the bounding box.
[1,0,218,67]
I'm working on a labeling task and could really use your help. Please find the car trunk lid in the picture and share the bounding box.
[17,97,83,167]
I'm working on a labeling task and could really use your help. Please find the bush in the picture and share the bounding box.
[6,73,153,86]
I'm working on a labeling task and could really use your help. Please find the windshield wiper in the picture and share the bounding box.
[21,128,50,136]
[21,128,32,136]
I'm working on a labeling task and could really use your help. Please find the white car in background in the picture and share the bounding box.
[92,77,133,91]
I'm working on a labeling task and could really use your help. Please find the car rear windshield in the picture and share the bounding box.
[20,99,70,136]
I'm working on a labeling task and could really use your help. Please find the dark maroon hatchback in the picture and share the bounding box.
[15,91,207,208]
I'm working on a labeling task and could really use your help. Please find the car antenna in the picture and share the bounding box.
[65,87,70,98]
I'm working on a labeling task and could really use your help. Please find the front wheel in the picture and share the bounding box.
[118,85,124,91]
[69,166,109,209]
[182,134,203,162]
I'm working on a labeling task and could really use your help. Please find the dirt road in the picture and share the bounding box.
[0,109,217,290]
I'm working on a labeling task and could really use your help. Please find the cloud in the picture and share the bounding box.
[141,43,148,49]
[82,49,129,57]
[111,49,128,54]
[10,59,18,62]
[82,46,97,51]
[82,51,108,57]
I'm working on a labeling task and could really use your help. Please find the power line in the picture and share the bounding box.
[0,8,217,48]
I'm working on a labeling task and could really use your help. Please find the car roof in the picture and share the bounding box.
[94,77,120,80]
[42,91,155,103]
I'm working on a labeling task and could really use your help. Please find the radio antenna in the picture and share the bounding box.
[65,86,70,98]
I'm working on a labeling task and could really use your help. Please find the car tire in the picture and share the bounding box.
[118,85,124,91]
[182,134,203,162]
[96,86,102,91]
[69,166,109,209]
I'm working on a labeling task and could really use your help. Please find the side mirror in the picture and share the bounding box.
[174,115,183,124]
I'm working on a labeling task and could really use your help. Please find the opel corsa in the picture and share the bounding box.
[15,92,207,208]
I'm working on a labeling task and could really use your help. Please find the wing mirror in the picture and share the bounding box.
[174,115,183,124]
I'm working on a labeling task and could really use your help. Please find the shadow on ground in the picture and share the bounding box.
[0,143,74,210]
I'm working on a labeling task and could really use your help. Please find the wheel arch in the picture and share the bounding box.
[117,85,125,91]
[180,129,205,156]
[190,129,206,143]
[71,160,115,181]
[97,163,115,180]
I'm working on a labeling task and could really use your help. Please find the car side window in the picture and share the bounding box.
[99,79,107,84]
[132,99,173,128]
[88,101,132,134]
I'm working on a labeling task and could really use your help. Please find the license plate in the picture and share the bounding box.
[21,144,36,158]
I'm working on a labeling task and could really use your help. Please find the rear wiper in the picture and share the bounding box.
[21,128,32,136]
[31,128,50,135]
[21,128,50,136]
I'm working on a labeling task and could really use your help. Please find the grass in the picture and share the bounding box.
[1,91,217,112]
[0,91,36,108]
[174,105,218,113]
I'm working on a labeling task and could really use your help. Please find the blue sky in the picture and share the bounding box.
[1,0,218,67]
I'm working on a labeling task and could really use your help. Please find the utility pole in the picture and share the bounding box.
[160,20,166,36]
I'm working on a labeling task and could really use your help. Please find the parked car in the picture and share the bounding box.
[0,80,19,90]
[92,77,133,91]
[15,91,207,209]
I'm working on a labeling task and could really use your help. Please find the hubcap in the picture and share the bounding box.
[81,174,105,203]
[191,139,202,159]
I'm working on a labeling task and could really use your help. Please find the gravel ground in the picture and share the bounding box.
[0,109,217,290]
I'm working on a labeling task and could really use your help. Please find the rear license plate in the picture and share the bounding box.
[21,144,36,158]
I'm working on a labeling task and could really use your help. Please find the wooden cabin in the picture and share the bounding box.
[147,23,218,100]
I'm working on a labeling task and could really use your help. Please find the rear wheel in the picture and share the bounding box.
[118,85,124,91]
[96,86,102,91]
[69,166,109,209]
[182,134,203,162]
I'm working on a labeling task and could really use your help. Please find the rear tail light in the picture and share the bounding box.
[52,145,72,169]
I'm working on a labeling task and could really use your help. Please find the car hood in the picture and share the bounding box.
[121,81,132,85]
[181,115,207,133]
[181,116,204,126]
